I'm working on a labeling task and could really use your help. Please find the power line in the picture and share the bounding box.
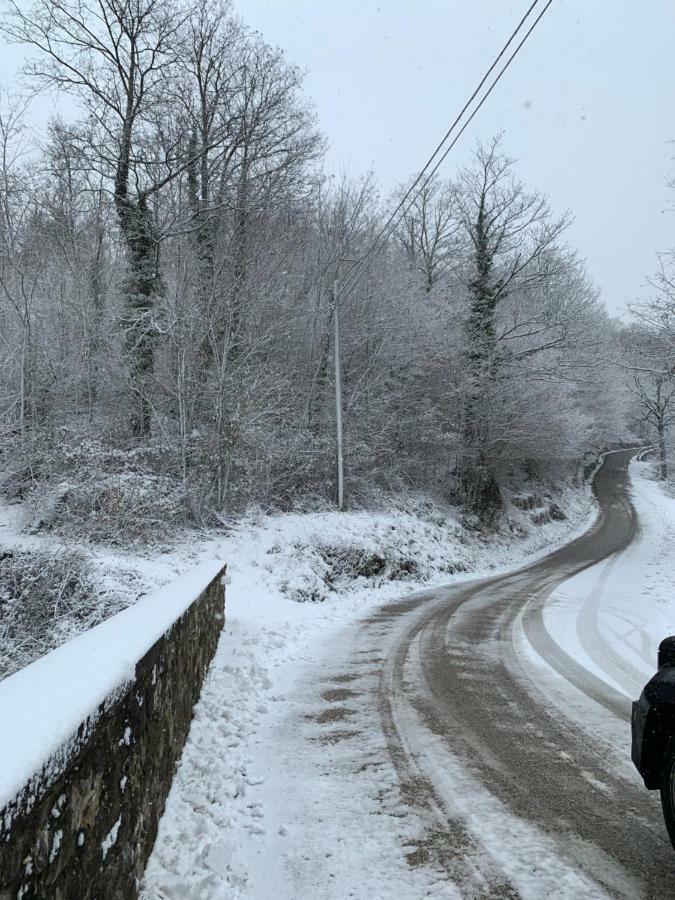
[331,0,554,510]
[339,0,541,290]
[340,0,554,300]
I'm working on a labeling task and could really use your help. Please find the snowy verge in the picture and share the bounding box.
[511,458,675,780]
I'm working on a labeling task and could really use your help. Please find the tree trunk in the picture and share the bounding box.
[115,195,162,436]
[229,156,250,361]
[460,204,502,517]
[113,74,163,437]
[657,417,668,480]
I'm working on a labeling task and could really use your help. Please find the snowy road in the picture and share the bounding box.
[145,450,675,899]
[241,450,674,899]
[374,449,675,898]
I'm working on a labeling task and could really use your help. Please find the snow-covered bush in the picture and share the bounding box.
[243,478,593,604]
[0,549,128,679]
[32,473,188,545]
[260,509,472,603]
[0,429,197,545]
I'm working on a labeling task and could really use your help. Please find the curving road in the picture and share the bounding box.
[364,449,675,898]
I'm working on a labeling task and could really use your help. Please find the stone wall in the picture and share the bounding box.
[0,566,225,900]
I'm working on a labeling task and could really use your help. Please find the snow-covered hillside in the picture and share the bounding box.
[0,475,593,679]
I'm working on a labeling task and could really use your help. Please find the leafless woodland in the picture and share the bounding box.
[0,0,672,535]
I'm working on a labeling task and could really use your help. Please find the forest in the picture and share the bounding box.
[0,0,672,542]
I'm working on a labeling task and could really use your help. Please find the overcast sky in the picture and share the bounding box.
[239,0,675,317]
[2,0,674,316]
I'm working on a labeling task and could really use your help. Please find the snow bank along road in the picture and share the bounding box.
[372,448,675,898]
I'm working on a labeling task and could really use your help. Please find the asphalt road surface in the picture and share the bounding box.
[364,449,675,898]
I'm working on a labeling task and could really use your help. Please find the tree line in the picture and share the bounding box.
[0,0,632,523]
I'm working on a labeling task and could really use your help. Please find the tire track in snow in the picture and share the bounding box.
[375,590,523,898]
[574,554,651,695]
[375,450,675,898]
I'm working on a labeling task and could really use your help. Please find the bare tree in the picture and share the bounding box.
[397,174,459,292]
[624,235,675,478]
[454,136,569,516]
[621,317,675,479]
[40,121,114,419]
[3,0,186,434]
[631,369,675,479]
[0,91,43,440]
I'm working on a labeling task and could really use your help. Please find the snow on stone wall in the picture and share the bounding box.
[0,561,226,900]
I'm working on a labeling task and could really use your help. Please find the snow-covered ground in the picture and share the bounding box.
[514,458,675,779]
[138,457,675,899]
[6,457,669,898]
[139,482,601,899]
[541,458,670,694]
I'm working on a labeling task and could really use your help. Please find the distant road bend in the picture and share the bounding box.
[366,449,675,898]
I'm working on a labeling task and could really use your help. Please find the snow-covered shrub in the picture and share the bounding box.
[530,509,552,526]
[1,428,198,545]
[262,508,472,603]
[206,424,335,513]
[548,502,567,521]
[317,544,388,581]
[32,473,189,545]
[315,541,425,586]
[0,464,35,502]
[511,494,541,511]
[0,549,128,679]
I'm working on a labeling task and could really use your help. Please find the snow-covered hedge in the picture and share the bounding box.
[33,473,188,544]
[1,432,195,544]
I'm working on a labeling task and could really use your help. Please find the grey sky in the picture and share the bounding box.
[2,0,674,316]
[239,0,675,317]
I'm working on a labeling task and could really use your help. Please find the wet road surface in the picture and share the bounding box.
[367,450,675,897]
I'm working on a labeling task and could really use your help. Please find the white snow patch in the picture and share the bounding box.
[101,816,121,859]
[49,829,63,864]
